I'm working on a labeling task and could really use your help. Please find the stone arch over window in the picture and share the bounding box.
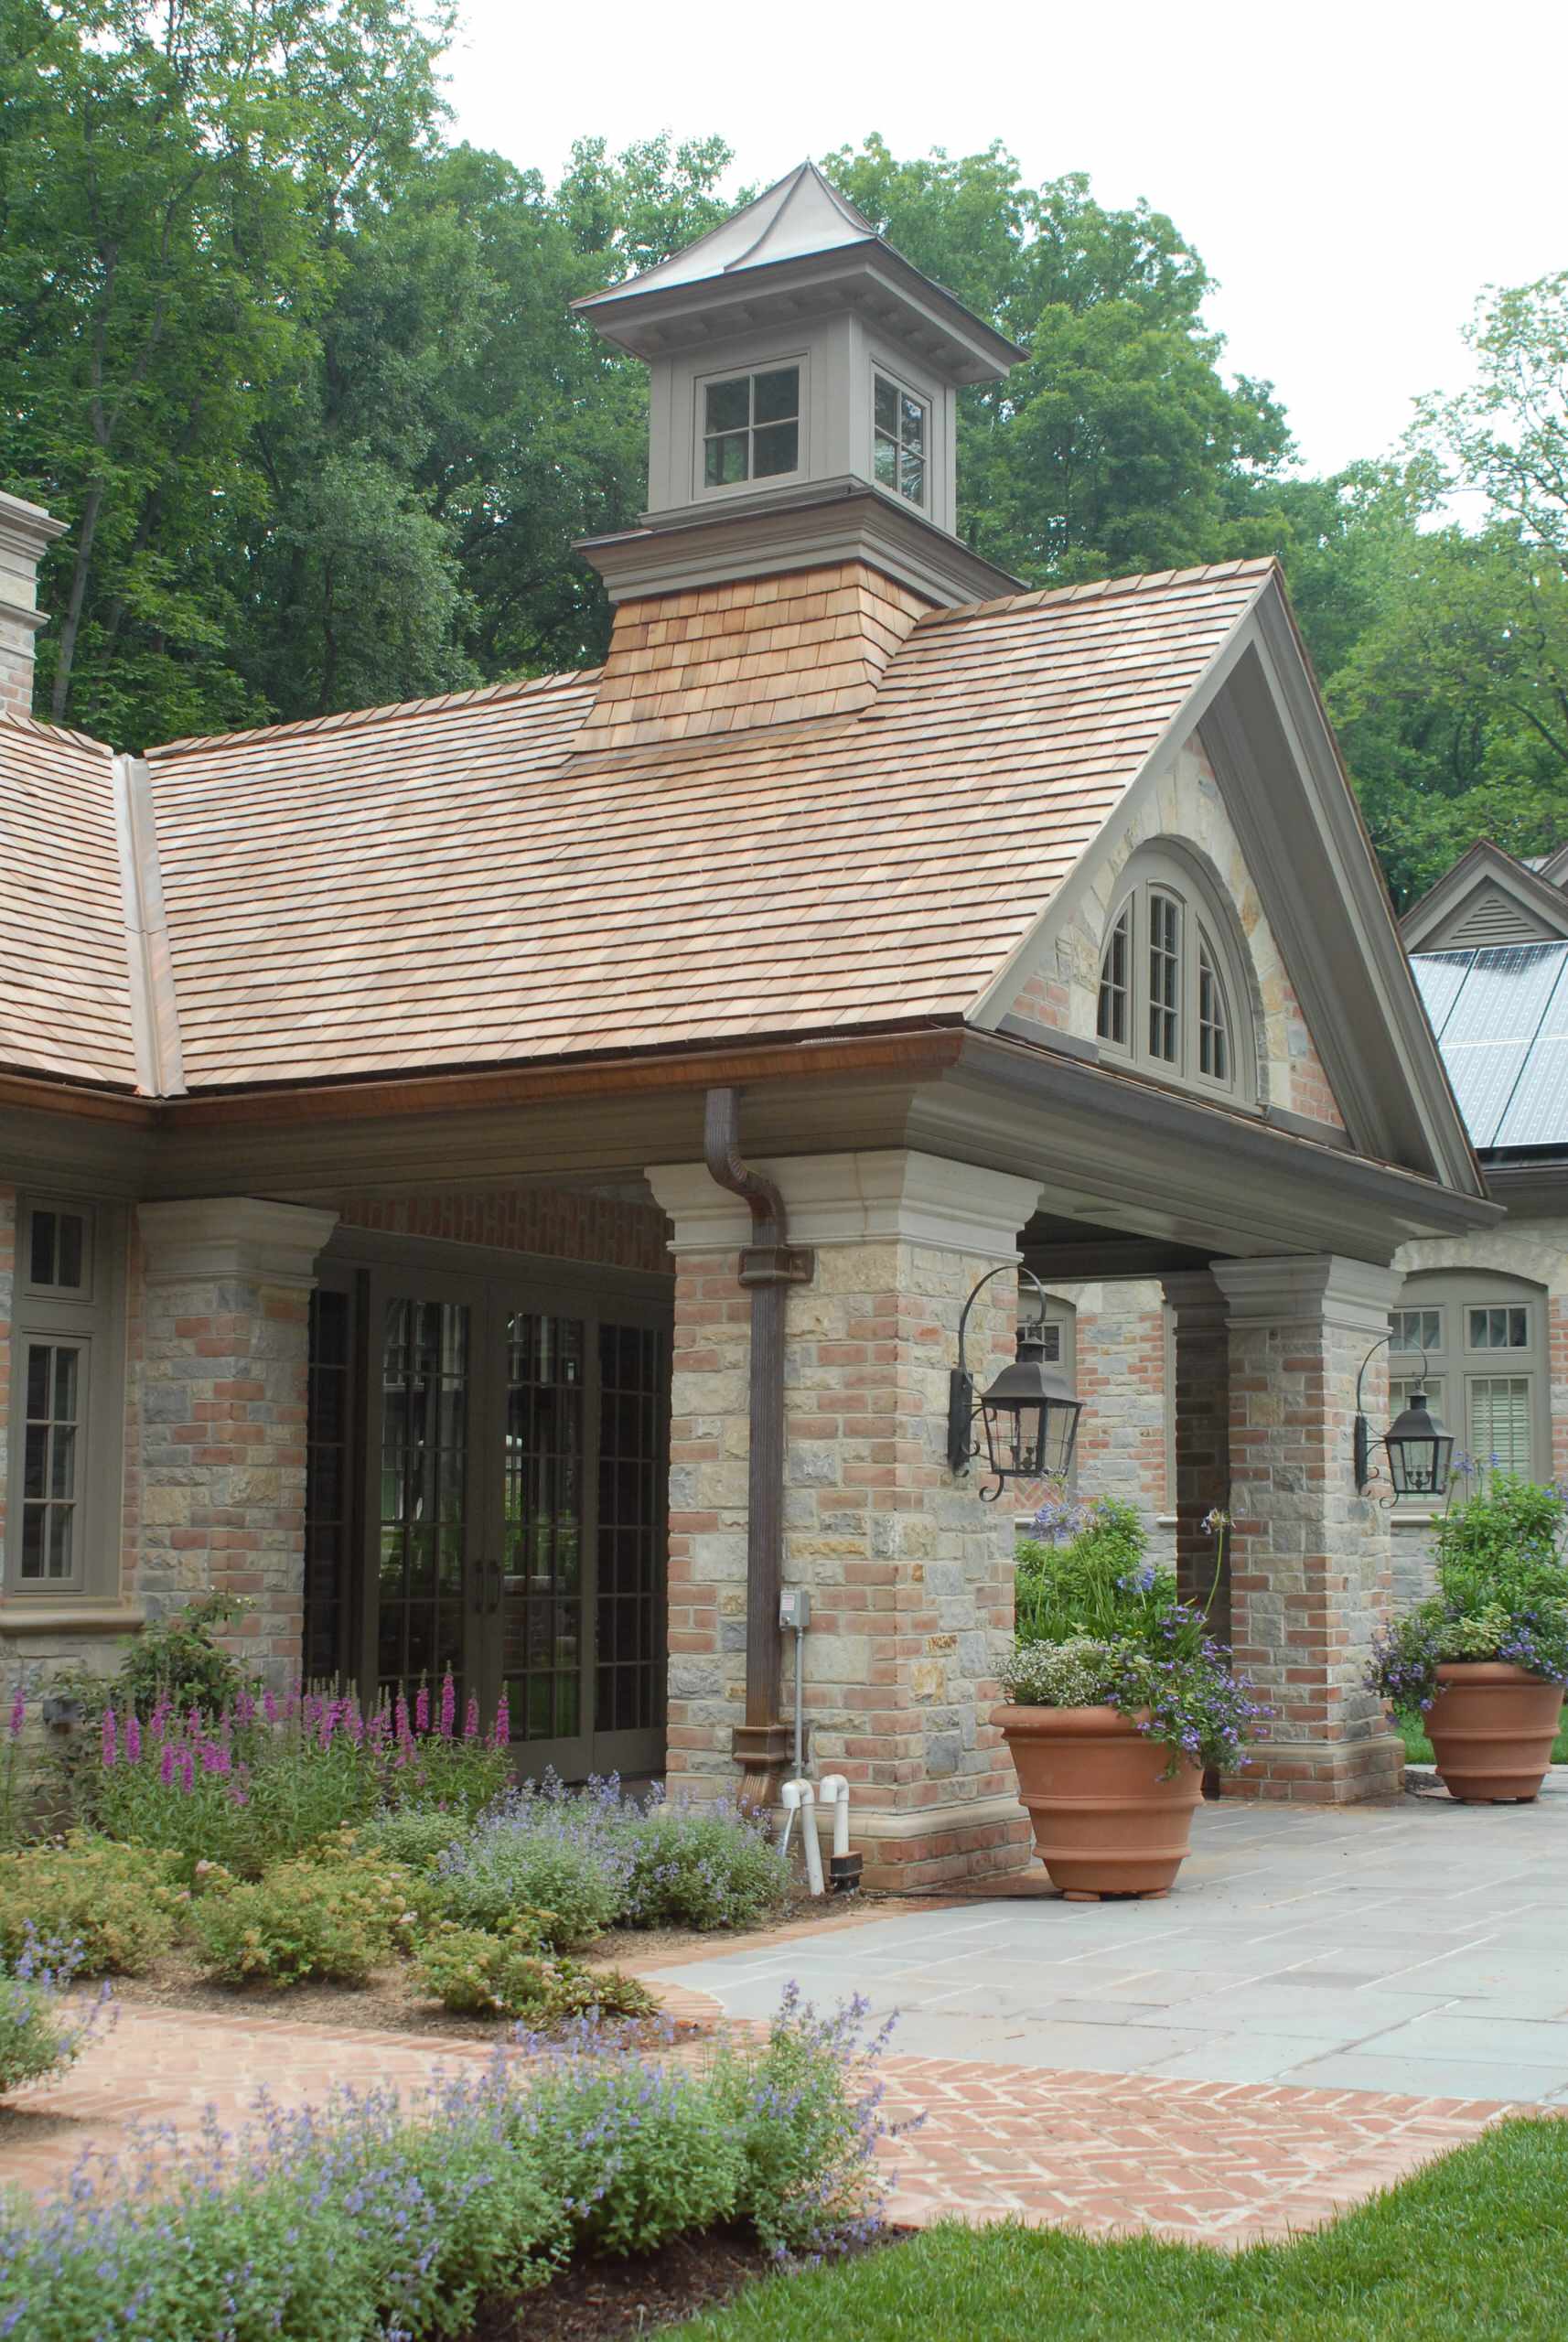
[1391,1267,1552,1488]
[1095,843,1260,1104]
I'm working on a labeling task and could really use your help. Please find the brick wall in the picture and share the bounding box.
[336,1187,670,1273]
[1050,1278,1172,1559]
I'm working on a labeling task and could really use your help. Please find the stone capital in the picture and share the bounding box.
[1160,1267,1229,1330]
[136,1198,339,1288]
[646,1150,1041,1260]
[1212,1252,1397,1341]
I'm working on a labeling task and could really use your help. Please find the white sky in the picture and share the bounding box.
[444,0,1566,478]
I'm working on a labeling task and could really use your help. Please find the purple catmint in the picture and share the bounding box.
[439,1671,456,1739]
[414,1683,430,1736]
[102,1705,118,1768]
[124,1711,142,1765]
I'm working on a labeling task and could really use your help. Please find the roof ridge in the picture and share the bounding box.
[910,554,1281,631]
[145,666,600,761]
[0,707,115,757]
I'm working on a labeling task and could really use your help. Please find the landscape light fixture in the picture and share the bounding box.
[948,1265,1083,1499]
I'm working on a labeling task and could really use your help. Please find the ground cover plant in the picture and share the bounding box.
[413,1923,656,2024]
[668,2116,1568,2341]
[1369,1475,1568,1714]
[1008,1496,1264,1773]
[0,1989,895,2341]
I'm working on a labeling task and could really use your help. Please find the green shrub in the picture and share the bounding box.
[107,1593,258,1722]
[1369,1476,1568,1710]
[359,1803,470,1873]
[188,1846,417,1987]
[1015,1496,1165,1645]
[622,1797,789,1931]
[0,1834,184,1976]
[413,1922,654,2024]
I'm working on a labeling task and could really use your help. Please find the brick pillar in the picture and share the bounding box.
[647,1152,1042,1888]
[1212,1255,1402,1802]
[134,1200,338,1682]
[1161,1270,1231,1638]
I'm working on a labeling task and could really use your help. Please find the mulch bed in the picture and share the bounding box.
[466,2227,901,2340]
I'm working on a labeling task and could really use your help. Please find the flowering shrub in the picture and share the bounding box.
[433,1781,634,1946]
[85,1676,510,1879]
[413,1923,654,2024]
[0,1993,892,2337]
[0,1834,185,1976]
[188,1844,419,1987]
[105,1591,259,1722]
[1369,1475,1568,1712]
[0,1934,113,2099]
[1005,1494,1265,1774]
[620,1790,789,1931]
[1,1683,27,1849]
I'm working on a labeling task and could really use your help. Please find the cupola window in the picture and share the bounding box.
[702,364,800,488]
[873,372,928,508]
[1095,852,1253,1102]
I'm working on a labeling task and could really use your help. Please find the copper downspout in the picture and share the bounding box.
[703,1087,813,1807]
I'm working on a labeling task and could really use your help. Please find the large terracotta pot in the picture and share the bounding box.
[994,1703,1203,1897]
[1425,1661,1564,1803]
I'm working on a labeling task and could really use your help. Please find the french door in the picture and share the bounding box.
[306,1253,669,1780]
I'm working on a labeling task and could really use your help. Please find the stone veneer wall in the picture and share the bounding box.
[652,1154,1039,1889]
[1004,731,1348,1133]
[1215,1257,1402,1803]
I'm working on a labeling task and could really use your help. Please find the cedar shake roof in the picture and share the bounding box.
[0,714,138,1088]
[1,557,1274,1098]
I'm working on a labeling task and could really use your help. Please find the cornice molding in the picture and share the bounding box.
[1212,1252,1398,1336]
[647,1148,1040,1258]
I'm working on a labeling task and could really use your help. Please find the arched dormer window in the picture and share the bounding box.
[1096,851,1252,1102]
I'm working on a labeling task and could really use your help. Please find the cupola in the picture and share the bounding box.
[574,162,1024,617]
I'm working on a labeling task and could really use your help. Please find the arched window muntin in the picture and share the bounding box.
[1095,848,1251,1104]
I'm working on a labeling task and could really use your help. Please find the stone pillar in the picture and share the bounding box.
[1161,1270,1232,1639]
[1212,1255,1402,1802]
[647,1151,1042,1888]
[134,1199,338,1680]
[0,492,65,719]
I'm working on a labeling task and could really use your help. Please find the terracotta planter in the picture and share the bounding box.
[1425,1662,1564,1803]
[994,1703,1203,1897]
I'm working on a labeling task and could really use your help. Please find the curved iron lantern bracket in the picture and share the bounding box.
[947,1265,1084,1501]
[1354,1333,1454,1501]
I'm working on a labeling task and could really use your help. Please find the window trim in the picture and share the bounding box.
[693,355,807,501]
[1095,850,1255,1104]
[1390,1269,1550,1495]
[4,1194,126,1603]
[19,1195,96,1305]
[872,366,930,510]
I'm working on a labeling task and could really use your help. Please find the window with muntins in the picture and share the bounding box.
[1390,1271,1548,1493]
[5,1197,124,1599]
[873,372,928,508]
[702,364,800,489]
[1095,857,1251,1101]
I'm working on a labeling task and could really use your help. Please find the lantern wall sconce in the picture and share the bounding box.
[1353,1334,1455,1499]
[948,1265,1085,1500]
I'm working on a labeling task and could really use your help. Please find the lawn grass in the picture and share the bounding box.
[670,2119,1568,2341]
[1395,1708,1568,1765]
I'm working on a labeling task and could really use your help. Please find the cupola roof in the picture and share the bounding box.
[574,159,1022,385]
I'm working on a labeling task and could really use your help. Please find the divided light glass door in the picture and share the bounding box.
[326,1263,668,1781]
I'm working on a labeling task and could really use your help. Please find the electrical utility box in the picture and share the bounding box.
[779,1586,811,1632]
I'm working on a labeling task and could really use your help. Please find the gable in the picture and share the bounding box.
[1401,842,1568,952]
[987,730,1348,1136]
[1442,884,1563,949]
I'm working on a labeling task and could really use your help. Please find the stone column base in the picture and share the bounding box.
[801,1789,1035,1892]
[1223,1730,1406,1805]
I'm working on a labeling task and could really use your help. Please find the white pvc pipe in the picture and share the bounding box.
[818,1772,851,1860]
[779,1778,801,1860]
[793,1779,824,1895]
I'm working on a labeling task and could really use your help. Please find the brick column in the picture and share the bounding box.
[647,1152,1042,1888]
[1212,1255,1402,1802]
[1161,1269,1231,1639]
[134,1200,338,1681]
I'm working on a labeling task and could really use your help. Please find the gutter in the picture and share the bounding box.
[702,1086,814,1807]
